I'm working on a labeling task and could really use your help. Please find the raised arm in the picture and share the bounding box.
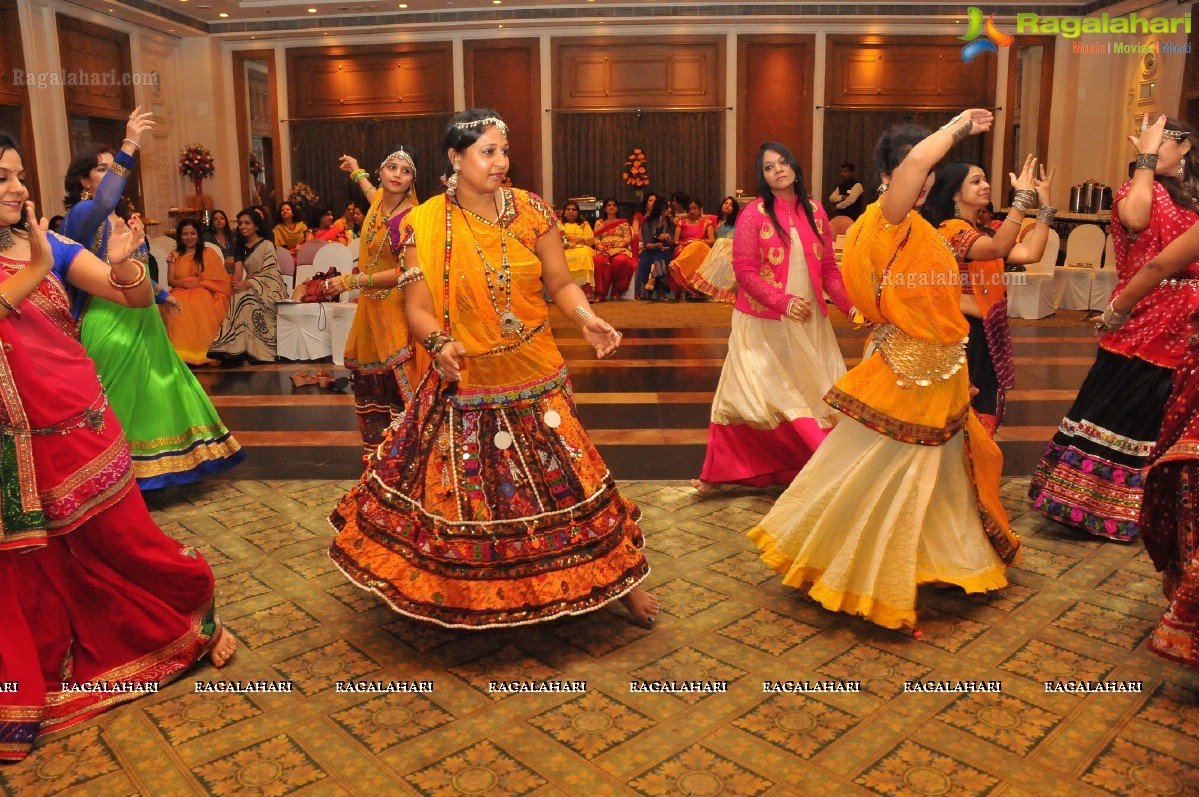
[340,154,378,205]
[881,109,993,225]
[1118,113,1167,233]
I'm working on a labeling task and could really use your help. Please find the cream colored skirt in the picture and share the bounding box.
[749,418,1008,630]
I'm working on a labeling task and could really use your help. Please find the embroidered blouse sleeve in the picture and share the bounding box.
[524,191,560,240]
[62,149,137,247]
[732,202,794,315]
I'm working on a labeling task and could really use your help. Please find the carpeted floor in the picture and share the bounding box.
[4,478,1196,797]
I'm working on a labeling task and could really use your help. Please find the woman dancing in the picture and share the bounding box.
[1099,186,1199,667]
[1030,114,1199,541]
[747,112,1019,631]
[327,149,420,449]
[693,142,852,493]
[0,143,234,761]
[921,158,1054,434]
[329,109,658,628]
[62,110,243,488]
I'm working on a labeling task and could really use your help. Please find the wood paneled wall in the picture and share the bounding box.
[464,38,541,194]
[737,35,815,194]
[233,51,283,210]
[551,38,724,207]
[553,111,722,210]
[0,0,37,202]
[826,36,995,110]
[285,44,453,120]
[55,13,134,119]
[288,115,451,221]
[553,37,724,111]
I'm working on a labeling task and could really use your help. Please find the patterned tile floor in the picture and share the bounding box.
[4,478,1197,797]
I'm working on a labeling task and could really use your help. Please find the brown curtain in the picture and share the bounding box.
[288,115,452,221]
[553,111,722,210]
[821,110,985,215]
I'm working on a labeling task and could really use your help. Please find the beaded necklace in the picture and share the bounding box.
[361,197,408,278]
[454,191,525,338]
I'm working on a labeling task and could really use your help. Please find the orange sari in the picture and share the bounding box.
[163,247,232,365]
[329,189,649,628]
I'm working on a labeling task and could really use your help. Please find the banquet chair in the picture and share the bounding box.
[276,247,297,290]
[1008,228,1059,319]
[1054,224,1106,310]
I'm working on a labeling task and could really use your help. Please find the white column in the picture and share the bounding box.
[17,0,70,214]
[991,43,1010,193]
[539,34,553,204]
[274,44,291,193]
[811,32,827,199]
[724,31,737,197]
[452,38,465,110]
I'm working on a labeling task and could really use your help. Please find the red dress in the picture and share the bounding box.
[1143,309,1199,667]
[0,235,219,762]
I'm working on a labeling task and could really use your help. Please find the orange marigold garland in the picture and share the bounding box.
[622,148,649,189]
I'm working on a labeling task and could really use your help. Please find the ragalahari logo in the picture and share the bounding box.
[960,7,1015,62]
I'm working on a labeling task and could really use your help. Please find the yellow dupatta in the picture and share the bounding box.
[407,190,566,405]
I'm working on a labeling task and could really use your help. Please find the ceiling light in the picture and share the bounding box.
[219,12,228,17]
[308,7,317,12]
[399,2,407,6]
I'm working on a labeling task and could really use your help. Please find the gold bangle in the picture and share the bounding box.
[0,292,22,318]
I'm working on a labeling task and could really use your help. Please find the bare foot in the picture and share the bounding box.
[690,478,715,495]
[619,587,660,628]
[208,628,238,668]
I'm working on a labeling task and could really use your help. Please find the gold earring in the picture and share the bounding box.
[80,188,93,201]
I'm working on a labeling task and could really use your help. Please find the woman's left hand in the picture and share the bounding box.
[106,216,145,264]
[1008,154,1038,193]
[162,295,183,316]
[1034,163,1056,207]
[582,315,623,358]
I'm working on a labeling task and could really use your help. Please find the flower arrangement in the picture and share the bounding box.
[248,153,264,180]
[623,148,649,189]
[286,181,319,212]
[178,144,215,180]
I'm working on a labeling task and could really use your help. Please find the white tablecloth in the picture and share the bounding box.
[1053,267,1121,311]
[276,301,357,362]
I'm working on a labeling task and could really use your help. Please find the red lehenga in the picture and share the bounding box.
[1143,309,1199,667]
[0,235,219,762]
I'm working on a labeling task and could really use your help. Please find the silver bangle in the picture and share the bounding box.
[1096,300,1131,332]
[573,306,594,323]
[122,138,140,150]
[1135,153,1158,170]
[1036,206,1057,225]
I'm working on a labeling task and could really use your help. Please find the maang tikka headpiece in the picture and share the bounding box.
[1162,129,1189,141]
[378,147,416,175]
[453,117,509,137]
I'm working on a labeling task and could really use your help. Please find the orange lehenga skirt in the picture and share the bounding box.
[329,366,650,628]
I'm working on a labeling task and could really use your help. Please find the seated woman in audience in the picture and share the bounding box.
[163,219,231,366]
[272,201,310,256]
[310,206,349,245]
[209,207,288,363]
[47,214,63,233]
[638,198,676,300]
[592,198,636,301]
[561,200,597,299]
[689,195,739,302]
[668,197,716,300]
[630,192,658,266]
[206,209,236,275]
